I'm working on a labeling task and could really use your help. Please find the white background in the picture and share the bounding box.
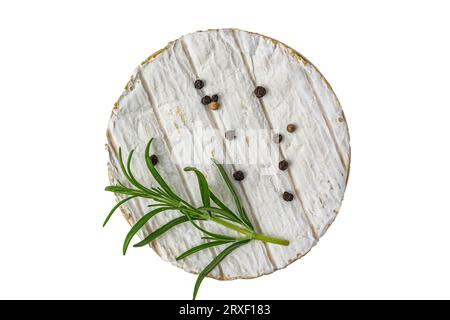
[0,0,449,300]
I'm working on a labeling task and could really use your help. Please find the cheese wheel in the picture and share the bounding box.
[106,29,350,279]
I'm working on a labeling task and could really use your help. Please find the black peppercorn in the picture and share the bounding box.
[273,133,283,144]
[233,170,245,181]
[201,95,211,105]
[283,191,294,201]
[150,154,158,166]
[211,94,219,102]
[254,86,266,98]
[279,160,289,171]
[194,79,204,89]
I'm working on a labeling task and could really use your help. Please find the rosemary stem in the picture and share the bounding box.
[209,216,290,246]
[210,216,253,236]
[252,233,290,246]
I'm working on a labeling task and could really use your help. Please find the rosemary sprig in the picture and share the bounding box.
[104,138,289,299]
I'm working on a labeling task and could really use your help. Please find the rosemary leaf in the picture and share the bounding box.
[199,206,242,224]
[118,147,145,193]
[211,159,254,230]
[105,185,144,197]
[176,240,232,261]
[210,193,243,224]
[123,206,175,255]
[133,215,190,247]
[184,167,211,210]
[103,195,137,227]
[126,149,154,194]
[144,139,180,201]
[193,239,250,300]
[184,215,236,241]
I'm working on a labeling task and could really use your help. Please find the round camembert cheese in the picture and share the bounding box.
[106,29,350,280]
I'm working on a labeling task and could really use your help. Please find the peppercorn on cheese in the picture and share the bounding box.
[106,29,350,279]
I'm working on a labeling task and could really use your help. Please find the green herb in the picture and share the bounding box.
[104,138,289,299]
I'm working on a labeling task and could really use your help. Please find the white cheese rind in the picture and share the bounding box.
[106,29,350,279]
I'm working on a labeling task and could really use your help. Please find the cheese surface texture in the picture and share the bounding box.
[107,29,350,279]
